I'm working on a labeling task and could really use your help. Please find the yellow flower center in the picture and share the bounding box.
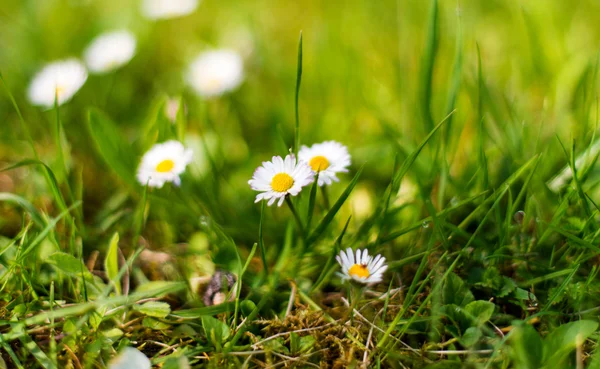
[348,264,370,279]
[271,173,294,192]
[309,155,330,172]
[55,86,65,98]
[156,159,175,173]
[205,77,223,91]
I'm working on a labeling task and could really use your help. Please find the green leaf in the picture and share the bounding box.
[240,300,257,317]
[498,277,517,298]
[162,356,191,369]
[104,232,121,295]
[464,300,494,326]
[461,327,482,347]
[202,315,230,346]
[134,281,185,297]
[133,301,171,318]
[263,337,289,355]
[46,252,90,278]
[508,321,543,369]
[442,273,474,307]
[101,328,123,342]
[142,317,171,330]
[172,302,235,319]
[543,320,598,367]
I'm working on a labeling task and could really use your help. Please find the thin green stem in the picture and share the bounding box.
[285,196,305,237]
[322,184,331,210]
[259,201,269,278]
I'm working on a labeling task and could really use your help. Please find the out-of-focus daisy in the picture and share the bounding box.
[186,50,244,98]
[299,141,351,186]
[109,347,151,369]
[142,0,199,20]
[137,140,193,188]
[27,59,88,108]
[336,248,387,285]
[248,154,314,207]
[84,30,136,74]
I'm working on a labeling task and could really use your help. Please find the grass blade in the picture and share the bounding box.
[419,0,438,132]
[87,108,138,189]
[306,165,364,245]
[294,31,303,155]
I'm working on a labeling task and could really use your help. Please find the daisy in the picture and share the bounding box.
[141,0,199,20]
[299,141,351,186]
[84,30,136,74]
[137,140,193,188]
[109,347,151,369]
[27,59,88,108]
[248,154,314,207]
[336,248,387,284]
[186,50,244,98]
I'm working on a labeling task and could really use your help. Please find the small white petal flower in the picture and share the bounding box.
[298,141,351,186]
[27,59,88,108]
[137,140,193,188]
[336,248,387,284]
[109,347,151,369]
[84,30,136,74]
[186,50,244,99]
[141,0,199,20]
[248,154,314,207]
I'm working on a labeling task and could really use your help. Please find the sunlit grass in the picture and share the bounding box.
[0,0,600,368]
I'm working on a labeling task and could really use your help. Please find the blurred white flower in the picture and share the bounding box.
[137,140,193,188]
[248,155,314,206]
[109,347,151,369]
[142,0,199,20]
[299,141,351,186]
[336,248,387,285]
[84,30,136,74]
[186,50,244,98]
[27,59,87,108]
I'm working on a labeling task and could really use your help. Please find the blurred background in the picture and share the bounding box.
[1,0,600,280]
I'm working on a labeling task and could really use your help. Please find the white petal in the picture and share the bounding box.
[109,348,151,369]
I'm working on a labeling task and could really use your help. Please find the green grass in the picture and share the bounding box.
[2,0,600,368]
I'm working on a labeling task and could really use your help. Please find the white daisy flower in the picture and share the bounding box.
[109,347,151,369]
[298,141,351,186]
[137,140,193,188]
[248,154,314,207]
[27,59,88,108]
[336,248,387,285]
[186,50,244,99]
[84,30,136,74]
[141,0,199,20]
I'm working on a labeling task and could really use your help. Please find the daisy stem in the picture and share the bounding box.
[348,284,362,323]
[322,185,331,209]
[285,196,305,237]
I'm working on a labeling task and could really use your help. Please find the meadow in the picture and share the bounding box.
[1,0,600,368]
